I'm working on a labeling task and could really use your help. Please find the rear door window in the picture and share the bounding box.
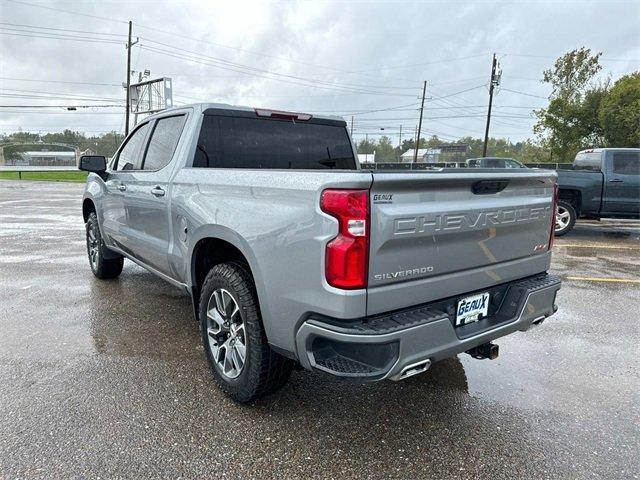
[574,151,602,170]
[612,152,640,175]
[194,115,355,169]
[142,115,187,171]
[115,122,150,171]
[485,159,502,168]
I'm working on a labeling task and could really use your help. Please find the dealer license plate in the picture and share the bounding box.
[456,292,490,326]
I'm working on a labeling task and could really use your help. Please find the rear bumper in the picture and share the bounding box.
[295,274,561,380]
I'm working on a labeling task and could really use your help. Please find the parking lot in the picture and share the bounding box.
[0,180,638,479]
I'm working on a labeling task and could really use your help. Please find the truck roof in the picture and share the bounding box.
[577,147,640,153]
[147,102,346,124]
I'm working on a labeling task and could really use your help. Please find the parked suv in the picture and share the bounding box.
[80,104,561,402]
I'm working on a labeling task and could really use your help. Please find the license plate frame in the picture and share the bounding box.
[455,292,490,326]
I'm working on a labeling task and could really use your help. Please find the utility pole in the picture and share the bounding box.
[482,53,500,157]
[124,21,139,136]
[413,80,427,163]
[398,124,402,148]
[350,115,354,137]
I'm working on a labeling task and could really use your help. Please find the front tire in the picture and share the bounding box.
[555,200,577,237]
[199,263,293,403]
[86,212,124,279]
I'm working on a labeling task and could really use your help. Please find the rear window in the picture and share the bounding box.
[193,115,356,169]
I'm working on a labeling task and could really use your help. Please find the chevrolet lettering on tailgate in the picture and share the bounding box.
[394,206,551,236]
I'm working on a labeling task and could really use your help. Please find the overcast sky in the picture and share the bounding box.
[1,0,639,143]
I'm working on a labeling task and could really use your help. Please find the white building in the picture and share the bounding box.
[19,151,76,167]
[400,148,441,163]
[357,152,376,164]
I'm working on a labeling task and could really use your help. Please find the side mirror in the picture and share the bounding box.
[79,155,107,173]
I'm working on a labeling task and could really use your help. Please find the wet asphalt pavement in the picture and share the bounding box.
[0,180,638,479]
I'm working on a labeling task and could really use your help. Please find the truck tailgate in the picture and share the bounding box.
[367,170,556,315]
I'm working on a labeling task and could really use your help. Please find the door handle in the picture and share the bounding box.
[609,178,623,183]
[150,186,165,197]
[117,184,127,191]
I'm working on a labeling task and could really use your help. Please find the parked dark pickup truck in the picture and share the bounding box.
[556,148,640,235]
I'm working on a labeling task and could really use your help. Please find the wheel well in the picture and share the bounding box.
[191,238,252,298]
[559,189,581,216]
[82,199,96,222]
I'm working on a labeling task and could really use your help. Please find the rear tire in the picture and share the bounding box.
[86,212,124,279]
[199,262,293,403]
[555,200,576,237]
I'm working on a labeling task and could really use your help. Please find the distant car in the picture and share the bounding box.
[555,148,640,235]
[467,157,526,169]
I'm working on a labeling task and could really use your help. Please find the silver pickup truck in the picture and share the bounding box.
[80,103,561,403]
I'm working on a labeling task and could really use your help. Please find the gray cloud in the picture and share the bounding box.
[1,0,638,141]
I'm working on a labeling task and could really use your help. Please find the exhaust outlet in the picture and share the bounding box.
[393,359,431,381]
[466,342,499,360]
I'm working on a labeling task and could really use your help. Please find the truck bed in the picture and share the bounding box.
[557,169,604,215]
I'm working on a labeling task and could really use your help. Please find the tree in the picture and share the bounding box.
[599,72,640,147]
[534,48,606,161]
[399,136,434,154]
[356,138,376,154]
[375,136,396,162]
[542,47,602,99]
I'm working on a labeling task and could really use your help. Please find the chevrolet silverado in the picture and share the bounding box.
[80,103,561,402]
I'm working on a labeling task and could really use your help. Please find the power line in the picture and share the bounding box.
[0,22,125,37]
[132,23,488,83]
[0,94,122,103]
[4,0,127,24]
[0,104,122,108]
[138,44,418,97]
[499,88,549,99]
[344,53,489,74]
[137,39,420,94]
[0,77,122,87]
[0,87,122,102]
[498,51,640,63]
[318,102,420,116]
[431,84,487,100]
[1,10,486,86]
[0,30,123,45]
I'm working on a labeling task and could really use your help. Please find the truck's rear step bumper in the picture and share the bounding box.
[295,274,561,380]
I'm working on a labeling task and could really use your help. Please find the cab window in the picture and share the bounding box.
[115,123,150,171]
[142,115,187,171]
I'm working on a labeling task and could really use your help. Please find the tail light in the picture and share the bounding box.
[548,182,559,249]
[320,189,369,289]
